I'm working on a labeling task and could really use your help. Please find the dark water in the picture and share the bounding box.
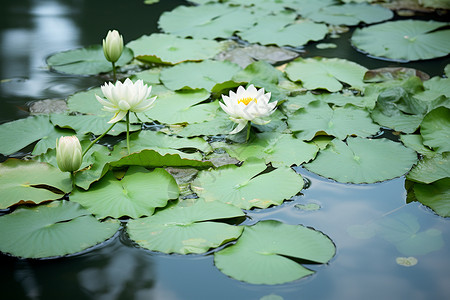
[1,1,449,300]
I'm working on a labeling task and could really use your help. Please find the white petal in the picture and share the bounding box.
[229,120,248,134]
[108,110,127,123]
[252,117,271,125]
[95,95,114,108]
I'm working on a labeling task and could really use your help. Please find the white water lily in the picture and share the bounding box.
[103,29,123,63]
[220,84,277,134]
[96,78,157,123]
[56,136,82,173]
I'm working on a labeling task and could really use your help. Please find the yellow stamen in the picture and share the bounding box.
[237,97,256,105]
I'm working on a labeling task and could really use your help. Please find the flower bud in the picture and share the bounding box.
[56,136,82,172]
[102,30,123,63]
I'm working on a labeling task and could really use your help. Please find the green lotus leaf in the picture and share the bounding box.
[191,160,304,210]
[47,45,133,75]
[50,114,140,136]
[307,3,393,25]
[160,110,235,137]
[127,199,244,254]
[414,178,450,217]
[160,60,241,91]
[0,115,55,155]
[415,77,450,102]
[127,33,227,65]
[74,131,213,190]
[143,89,219,124]
[31,127,77,156]
[371,108,423,134]
[407,152,449,184]
[304,137,418,183]
[420,107,450,153]
[0,159,71,209]
[214,220,335,285]
[0,200,119,258]
[237,13,328,47]
[288,101,379,141]
[158,4,264,39]
[223,132,319,167]
[285,58,367,92]
[282,91,376,114]
[351,20,450,61]
[400,134,436,158]
[71,167,179,219]
[66,88,104,115]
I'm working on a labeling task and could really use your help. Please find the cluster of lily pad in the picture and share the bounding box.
[0,0,449,286]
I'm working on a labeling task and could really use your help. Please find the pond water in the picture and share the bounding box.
[0,1,449,299]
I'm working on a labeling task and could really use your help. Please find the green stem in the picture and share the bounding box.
[246,122,251,143]
[112,61,117,82]
[82,122,116,157]
[126,111,130,155]
[70,171,76,190]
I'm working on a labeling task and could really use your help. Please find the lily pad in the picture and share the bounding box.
[238,14,328,47]
[158,4,264,39]
[351,20,450,61]
[400,134,436,157]
[420,107,450,153]
[285,57,367,92]
[160,60,241,91]
[407,152,449,184]
[127,33,227,65]
[304,137,418,183]
[414,178,450,217]
[31,127,77,156]
[191,160,304,210]
[0,200,119,258]
[214,220,335,285]
[307,3,393,26]
[47,45,133,75]
[127,199,244,254]
[0,115,55,155]
[223,132,319,167]
[0,159,71,209]
[71,167,179,219]
[288,101,379,141]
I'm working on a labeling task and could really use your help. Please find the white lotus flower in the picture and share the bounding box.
[103,30,123,63]
[95,78,157,123]
[56,136,82,172]
[220,84,277,134]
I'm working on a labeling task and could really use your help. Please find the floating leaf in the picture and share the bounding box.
[47,45,133,75]
[71,167,179,219]
[351,20,450,61]
[237,12,328,47]
[191,160,304,209]
[420,107,450,153]
[0,115,55,155]
[304,137,418,183]
[307,3,393,25]
[407,153,449,184]
[214,220,335,285]
[127,33,227,65]
[288,101,379,140]
[223,132,319,167]
[127,199,244,254]
[50,114,140,136]
[0,201,119,258]
[285,58,367,92]
[32,127,77,156]
[414,178,450,217]
[158,4,264,39]
[400,134,436,157]
[0,159,71,209]
[396,257,418,267]
[160,60,241,91]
